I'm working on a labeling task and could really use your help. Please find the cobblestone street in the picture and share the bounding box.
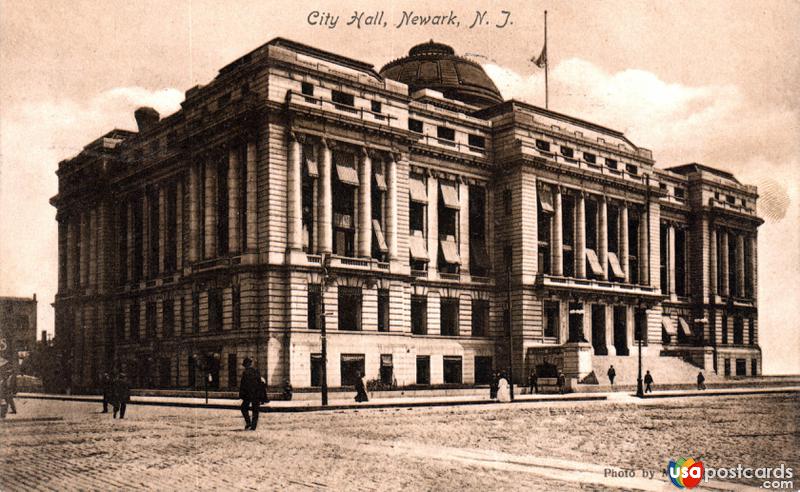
[1,394,798,491]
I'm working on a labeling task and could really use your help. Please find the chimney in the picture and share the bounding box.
[134,107,160,132]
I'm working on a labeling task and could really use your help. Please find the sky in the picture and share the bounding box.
[1,0,798,374]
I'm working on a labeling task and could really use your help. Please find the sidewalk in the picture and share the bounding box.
[17,385,799,412]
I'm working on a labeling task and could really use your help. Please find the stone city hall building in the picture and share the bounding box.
[51,38,762,392]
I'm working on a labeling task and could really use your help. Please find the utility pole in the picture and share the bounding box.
[318,253,330,406]
[636,317,644,398]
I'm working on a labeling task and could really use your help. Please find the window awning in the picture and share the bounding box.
[409,230,428,261]
[440,181,460,209]
[440,235,461,264]
[607,252,625,279]
[303,145,319,177]
[586,249,604,276]
[662,316,678,336]
[336,162,359,186]
[678,317,693,337]
[470,236,491,270]
[380,354,393,366]
[409,177,427,203]
[539,187,554,213]
[372,219,388,253]
[374,172,387,191]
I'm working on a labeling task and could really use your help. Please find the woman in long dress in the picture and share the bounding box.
[354,372,369,403]
[496,376,511,403]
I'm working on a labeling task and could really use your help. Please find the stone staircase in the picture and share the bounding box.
[587,352,718,387]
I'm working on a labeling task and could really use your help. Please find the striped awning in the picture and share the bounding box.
[372,219,388,253]
[409,177,427,203]
[374,172,387,191]
[662,317,678,336]
[586,249,604,276]
[678,317,693,337]
[440,181,460,209]
[303,145,318,177]
[607,252,625,279]
[336,162,359,186]
[409,230,428,261]
[439,236,461,264]
[538,187,554,213]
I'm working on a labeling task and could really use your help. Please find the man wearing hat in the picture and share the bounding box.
[239,357,262,430]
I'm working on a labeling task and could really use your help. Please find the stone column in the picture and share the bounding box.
[668,223,676,295]
[459,182,470,274]
[142,193,150,278]
[358,149,372,257]
[176,179,183,268]
[188,162,200,263]
[58,219,67,291]
[749,233,757,300]
[88,208,97,289]
[720,229,730,297]
[228,146,242,253]
[736,233,745,298]
[80,212,89,287]
[286,135,302,252]
[246,142,258,251]
[639,209,649,285]
[386,154,398,261]
[427,174,439,272]
[159,185,167,274]
[620,204,629,283]
[126,201,134,282]
[598,196,608,280]
[709,227,718,297]
[551,188,563,276]
[318,140,333,254]
[204,158,218,259]
[66,217,76,290]
[575,192,586,278]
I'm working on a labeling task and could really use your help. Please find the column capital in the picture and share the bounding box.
[322,138,337,150]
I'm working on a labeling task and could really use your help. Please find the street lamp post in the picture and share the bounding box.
[318,253,331,406]
[507,268,514,401]
[636,327,644,398]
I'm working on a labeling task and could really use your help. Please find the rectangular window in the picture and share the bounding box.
[471,299,489,337]
[378,288,390,332]
[628,212,640,284]
[371,100,382,113]
[380,354,393,385]
[308,284,321,330]
[469,186,489,276]
[228,353,237,389]
[468,134,485,149]
[722,314,728,344]
[116,304,125,341]
[337,287,362,331]
[674,187,686,200]
[130,301,140,340]
[733,317,744,345]
[437,126,455,142]
[132,195,144,282]
[752,358,758,376]
[208,288,224,332]
[503,244,513,272]
[544,301,559,338]
[163,299,175,338]
[416,356,430,385]
[148,191,160,276]
[503,189,512,216]
[301,81,314,96]
[634,308,647,343]
[192,291,200,333]
[474,356,493,384]
[410,201,425,232]
[117,205,128,284]
[626,163,638,175]
[443,356,463,384]
[232,285,241,330]
[216,155,229,255]
[735,359,747,376]
[606,158,618,170]
[440,298,460,336]
[340,354,365,386]
[726,195,736,204]
[146,301,157,339]
[411,295,427,335]
[675,228,687,296]
[535,139,551,152]
[584,152,596,164]
[538,193,551,275]
[310,354,323,387]
[724,358,731,376]
[562,195,575,277]
[165,182,178,272]
[748,318,755,345]
[660,223,669,293]
[408,118,423,133]
[331,90,355,107]
[560,146,574,159]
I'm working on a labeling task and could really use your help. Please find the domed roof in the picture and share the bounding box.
[380,40,503,108]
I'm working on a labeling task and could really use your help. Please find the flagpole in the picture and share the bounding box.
[544,10,549,109]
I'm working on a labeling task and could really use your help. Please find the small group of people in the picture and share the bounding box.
[525,368,568,395]
[489,372,512,402]
[100,372,131,419]
[605,367,706,393]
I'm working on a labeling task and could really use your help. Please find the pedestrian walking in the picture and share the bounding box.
[239,357,261,430]
[112,372,130,419]
[489,372,499,400]
[354,371,369,403]
[0,373,8,419]
[697,371,706,390]
[644,370,654,393]
[607,365,616,386]
[5,372,17,414]
[528,368,538,395]
[282,379,293,401]
[557,371,567,394]
[101,372,111,413]
[496,373,511,403]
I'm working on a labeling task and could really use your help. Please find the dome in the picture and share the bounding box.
[379,40,503,108]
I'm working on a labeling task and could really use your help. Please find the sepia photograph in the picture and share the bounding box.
[1,0,798,490]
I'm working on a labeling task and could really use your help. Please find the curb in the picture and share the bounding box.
[639,387,800,399]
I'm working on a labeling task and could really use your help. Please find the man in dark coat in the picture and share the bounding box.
[239,357,262,430]
[5,371,17,414]
[697,371,706,390]
[644,370,654,393]
[607,365,616,386]
[112,373,130,419]
[557,371,567,394]
[101,372,111,413]
[528,368,538,395]
[489,372,499,400]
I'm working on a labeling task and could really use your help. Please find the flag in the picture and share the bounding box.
[532,43,547,68]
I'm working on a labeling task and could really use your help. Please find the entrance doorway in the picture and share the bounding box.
[613,306,629,356]
[592,305,608,355]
